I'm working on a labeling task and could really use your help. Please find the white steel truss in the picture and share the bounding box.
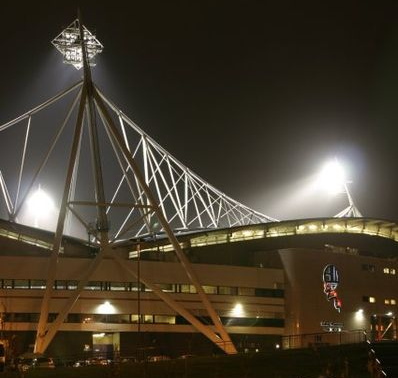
[0,85,276,244]
[0,16,277,356]
[334,182,362,218]
[0,73,263,355]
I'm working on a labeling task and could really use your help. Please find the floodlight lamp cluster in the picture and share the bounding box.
[52,19,103,70]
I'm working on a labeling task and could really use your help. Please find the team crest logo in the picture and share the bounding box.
[323,264,342,312]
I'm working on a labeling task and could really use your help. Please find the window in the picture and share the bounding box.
[67,281,78,290]
[110,282,129,291]
[385,299,390,305]
[154,315,176,324]
[363,296,376,303]
[180,284,197,294]
[218,286,237,295]
[55,280,67,290]
[255,288,284,298]
[130,282,141,292]
[238,287,255,296]
[221,317,284,328]
[85,281,101,290]
[30,280,46,289]
[82,316,92,323]
[67,313,82,323]
[384,268,390,274]
[106,314,130,323]
[14,280,29,289]
[391,299,396,305]
[175,315,284,328]
[362,264,375,272]
[157,283,175,292]
[203,285,217,294]
[131,315,139,323]
[12,313,40,322]
[143,315,153,323]
[3,280,13,289]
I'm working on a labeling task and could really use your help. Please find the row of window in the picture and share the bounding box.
[362,264,397,275]
[0,279,284,298]
[1,313,284,328]
[363,296,397,305]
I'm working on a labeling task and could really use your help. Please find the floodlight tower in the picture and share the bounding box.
[319,159,362,218]
[332,159,362,218]
[33,13,237,355]
[35,12,109,354]
[335,179,362,217]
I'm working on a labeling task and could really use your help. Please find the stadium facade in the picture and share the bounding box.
[0,216,397,359]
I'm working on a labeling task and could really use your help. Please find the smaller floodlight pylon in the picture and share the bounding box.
[52,19,103,70]
[334,181,362,218]
[327,158,362,218]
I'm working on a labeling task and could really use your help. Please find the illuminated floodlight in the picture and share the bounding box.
[317,158,362,218]
[52,19,103,70]
[355,309,364,322]
[231,303,244,317]
[318,160,347,195]
[27,188,55,218]
[97,301,116,314]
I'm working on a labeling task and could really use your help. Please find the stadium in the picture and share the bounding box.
[0,17,397,372]
[0,216,397,359]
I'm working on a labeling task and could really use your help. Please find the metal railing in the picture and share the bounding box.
[282,330,367,349]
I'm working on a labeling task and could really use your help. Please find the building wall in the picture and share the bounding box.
[278,248,398,338]
[0,253,285,356]
[2,222,397,356]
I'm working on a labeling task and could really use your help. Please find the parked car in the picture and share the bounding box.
[16,357,34,372]
[88,357,109,365]
[16,355,55,371]
[72,359,88,367]
[148,355,170,362]
[178,354,195,359]
[33,357,55,368]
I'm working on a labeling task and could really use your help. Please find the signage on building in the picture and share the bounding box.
[322,264,342,312]
[320,321,344,332]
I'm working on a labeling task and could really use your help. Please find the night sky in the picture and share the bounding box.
[1,1,398,222]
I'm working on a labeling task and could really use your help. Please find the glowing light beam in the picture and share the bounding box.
[317,160,347,195]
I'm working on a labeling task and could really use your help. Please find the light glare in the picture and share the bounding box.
[231,303,244,317]
[318,160,346,195]
[355,309,364,321]
[97,301,116,314]
[27,188,54,217]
